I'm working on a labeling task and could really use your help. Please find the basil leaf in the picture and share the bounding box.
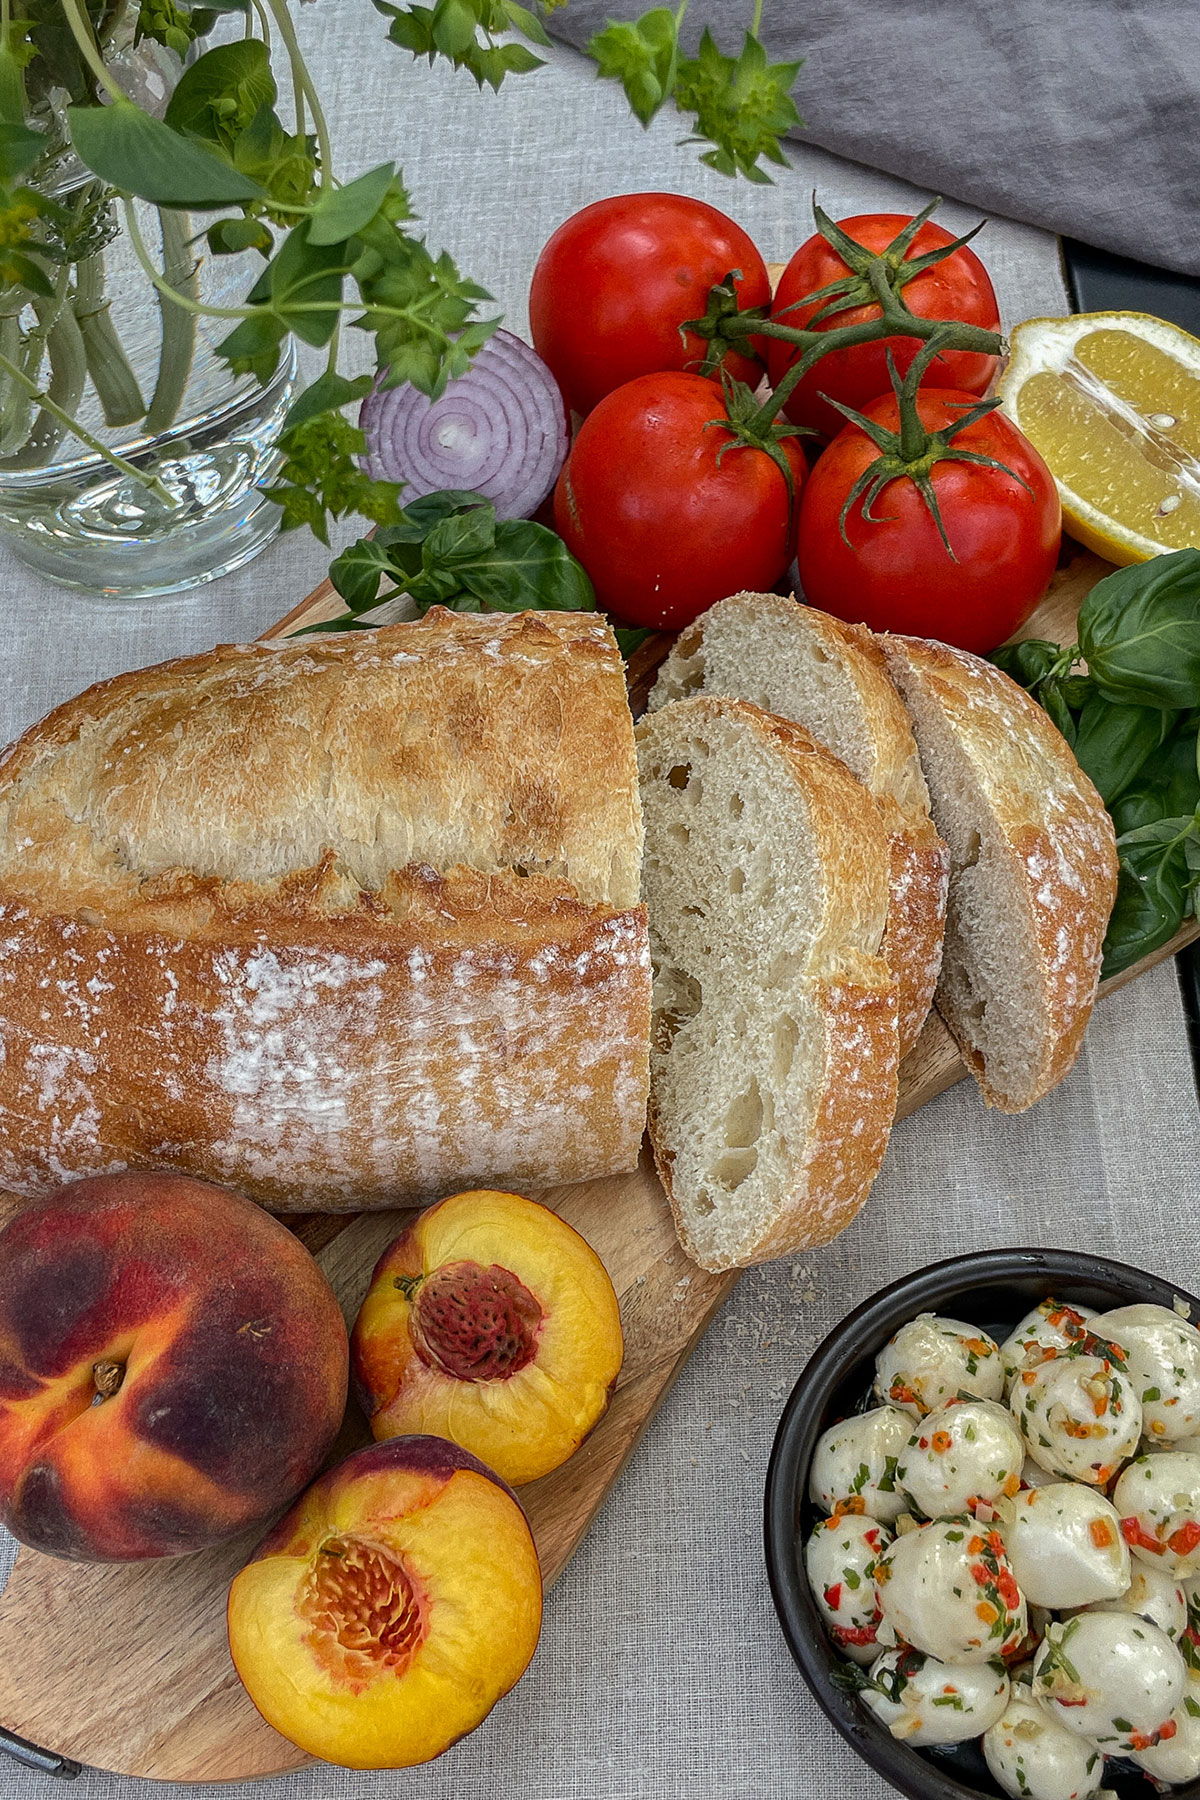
[1071,696,1176,807]
[1079,549,1200,708]
[329,535,397,610]
[0,121,43,183]
[1041,678,1078,745]
[1103,809,1200,979]
[991,637,1063,690]
[453,518,596,612]
[67,100,265,206]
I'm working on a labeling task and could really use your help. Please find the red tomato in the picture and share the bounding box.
[554,372,804,630]
[530,193,771,418]
[768,214,1001,441]
[796,389,1061,654]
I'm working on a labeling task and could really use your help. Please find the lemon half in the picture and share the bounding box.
[998,311,1200,565]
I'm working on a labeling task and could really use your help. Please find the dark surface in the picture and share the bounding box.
[763,1247,1200,1800]
[1059,237,1200,1103]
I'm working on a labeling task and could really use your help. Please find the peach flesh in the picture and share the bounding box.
[351,1189,624,1485]
[227,1434,543,1768]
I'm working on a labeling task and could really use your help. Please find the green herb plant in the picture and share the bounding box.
[0,0,801,537]
[993,549,1200,978]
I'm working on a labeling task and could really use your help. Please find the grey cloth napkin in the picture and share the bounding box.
[548,1,1200,278]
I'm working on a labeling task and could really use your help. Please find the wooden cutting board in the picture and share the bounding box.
[0,549,1193,1784]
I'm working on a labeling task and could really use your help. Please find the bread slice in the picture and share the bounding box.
[879,634,1118,1111]
[649,592,948,1058]
[636,696,899,1272]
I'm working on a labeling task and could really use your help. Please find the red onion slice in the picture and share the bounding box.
[360,329,568,520]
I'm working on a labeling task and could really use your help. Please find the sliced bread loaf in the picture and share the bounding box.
[636,695,899,1272]
[879,634,1118,1112]
[649,592,948,1058]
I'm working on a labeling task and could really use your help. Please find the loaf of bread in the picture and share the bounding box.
[0,609,651,1209]
[637,695,898,1272]
[649,592,948,1058]
[880,633,1118,1111]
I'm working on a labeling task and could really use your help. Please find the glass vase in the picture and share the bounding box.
[0,185,295,599]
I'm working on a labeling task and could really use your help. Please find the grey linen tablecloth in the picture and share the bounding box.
[2,8,1199,1797]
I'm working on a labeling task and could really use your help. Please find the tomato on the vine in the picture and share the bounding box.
[530,193,771,418]
[768,213,1001,442]
[554,372,805,630]
[797,388,1061,655]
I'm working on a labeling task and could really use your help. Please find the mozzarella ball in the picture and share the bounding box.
[861,1647,1009,1745]
[804,1513,891,1665]
[875,1518,1027,1663]
[1010,1347,1141,1485]
[1032,1611,1185,1751]
[1075,1564,1188,1639]
[1021,1457,1060,1491]
[874,1314,1004,1418]
[983,1692,1105,1800]
[1094,1303,1200,1445]
[808,1406,911,1524]
[1113,1452,1200,1577]
[1133,1668,1200,1781]
[1001,1299,1095,1393]
[1002,1485,1129,1610]
[896,1400,1025,1520]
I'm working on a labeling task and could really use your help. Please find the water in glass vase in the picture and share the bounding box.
[0,188,295,599]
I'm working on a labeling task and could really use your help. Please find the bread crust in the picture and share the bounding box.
[0,612,651,1208]
[880,633,1118,1111]
[638,695,899,1271]
[649,593,947,1058]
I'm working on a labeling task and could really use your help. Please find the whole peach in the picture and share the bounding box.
[0,1173,348,1561]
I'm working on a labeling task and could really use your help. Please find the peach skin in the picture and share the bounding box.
[0,1173,348,1561]
[351,1189,623,1484]
[227,1434,542,1767]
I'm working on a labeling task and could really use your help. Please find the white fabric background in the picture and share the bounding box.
[1,7,1197,1797]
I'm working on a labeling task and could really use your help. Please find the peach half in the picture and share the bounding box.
[228,1434,542,1767]
[351,1189,623,1485]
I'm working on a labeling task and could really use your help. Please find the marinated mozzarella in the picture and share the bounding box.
[1133,1668,1200,1782]
[1113,1452,1200,1577]
[808,1406,911,1524]
[1032,1612,1186,1751]
[804,1514,891,1666]
[1001,1299,1095,1394]
[1010,1343,1141,1485]
[983,1692,1105,1800]
[896,1400,1024,1520]
[1094,1303,1200,1444]
[1075,1565,1188,1639]
[875,1518,1027,1663]
[874,1314,1004,1418]
[1002,1485,1129,1610]
[861,1647,1009,1745]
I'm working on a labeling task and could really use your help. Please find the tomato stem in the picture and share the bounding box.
[823,330,1026,560]
[686,196,1005,433]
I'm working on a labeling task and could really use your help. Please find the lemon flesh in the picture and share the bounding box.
[999,312,1200,565]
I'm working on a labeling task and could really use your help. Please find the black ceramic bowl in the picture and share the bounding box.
[764,1247,1200,1800]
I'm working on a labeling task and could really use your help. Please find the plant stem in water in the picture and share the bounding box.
[8,301,88,466]
[146,208,198,434]
[0,348,176,502]
[0,311,32,454]
[74,252,146,428]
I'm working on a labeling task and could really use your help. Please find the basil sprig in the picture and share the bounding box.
[992,549,1200,979]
